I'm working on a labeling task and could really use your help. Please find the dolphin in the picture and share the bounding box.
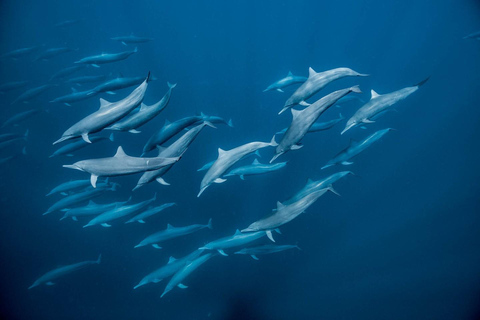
[33,47,76,61]
[276,113,344,135]
[0,81,30,93]
[28,254,101,289]
[133,249,204,290]
[54,19,83,28]
[60,198,130,221]
[111,35,154,45]
[125,202,176,224]
[271,86,361,163]
[49,65,86,82]
[49,134,114,158]
[134,122,215,190]
[11,84,56,105]
[280,67,368,114]
[198,136,278,197]
[0,131,28,151]
[134,219,212,249]
[234,244,300,260]
[263,71,307,93]
[43,181,117,215]
[65,75,107,86]
[0,130,28,143]
[74,48,137,67]
[197,150,261,172]
[63,146,179,188]
[464,30,480,40]
[241,189,330,235]
[90,75,155,95]
[322,128,394,169]
[284,171,353,205]
[0,46,40,60]
[46,179,93,197]
[160,253,215,298]
[224,159,287,180]
[341,78,429,134]
[106,82,176,133]
[198,113,234,128]
[53,73,150,145]
[2,109,41,128]
[83,193,156,228]
[50,87,98,106]
[199,230,270,256]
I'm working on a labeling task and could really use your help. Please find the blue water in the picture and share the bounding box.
[1,0,480,319]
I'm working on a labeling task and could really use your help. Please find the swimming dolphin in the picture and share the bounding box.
[276,113,344,135]
[234,244,300,260]
[49,65,86,82]
[134,122,215,190]
[0,46,40,60]
[74,48,137,67]
[46,179,93,197]
[34,47,76,61]
[50,87,98,106]
[60,198,130,221]
[65,75,107,86]
[63,146,179,188]
[134,219,212,249]
[28,254,101,289]
[0,130,29,143]
[11,84,56,105]
[106,82,176,133]
[341,78,429,134]
[284,171,353,205]
[2,109,41,128]
[241,188,330,235]
[160,253,214,298]
[91,75,155,95]
[224,159,287,180]
[199,230,270,256]
[83,193,156,228]
[111,35,153,46]
[322,128,394,169]
[125,202,176,224]
[263,71,307,93]
[464,30,480,40]
[198,136,278,197]
[0,81,30,93]
[0,130,28,150]
[54,19,83,28]
[280,67,368,114]
[134,249,204,289]
[53,73,150,145]
[197,113,233,128]
[49,134,114,158]
[271,86,361,163]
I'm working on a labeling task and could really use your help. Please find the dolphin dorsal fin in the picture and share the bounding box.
[234,229,242,235]
[370,89,380,99]
[276,201,285,210]
[71,87,77,93]
[307,178,314,184]
[114,146,127,157]
[252,159,260,165]
[99,98,112,109]
[200,112,206,117]
[164,119,170,126]
[291,108,301,119]
[157,146,167,156]
[308,67,317,78]
[168,256,176,264]
[88,200,96,206]
[349,139,359,147]
[287,71,293,76]
[139,103,148,111]
[218,148,226,156]
[167,223,173,229]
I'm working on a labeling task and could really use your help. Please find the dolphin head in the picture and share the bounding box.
[341,119,357,135]
[63,163,85,172]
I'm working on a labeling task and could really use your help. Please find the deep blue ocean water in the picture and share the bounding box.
[1,0,480,319]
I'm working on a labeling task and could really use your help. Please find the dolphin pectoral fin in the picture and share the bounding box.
[91,64,100,68]
[121,41,127,46]
[276,88,284,93]
[251,255,259,260]
[152,278,163,283]
[177,283,188,289]
[101,223,111,227]
[46,281,55,286]
[360,126,367,129]
[290,144,303,150]
[275,228,282,234]
[214,178,227,184]
[60,192,68,196]
[138,220,146,224]
[299,101,310,107]
[362,119,375,124]
[82,133,91,143]
[128,129,141,134]
[240,175,245,180]
[106,91,116,95]
[90,175,98,188]
[217,249,228,256]
[341,161,354,166]
[152,244,162,249]
[156,177,170,186]
[266,230,275,242]
[72,216,78,221]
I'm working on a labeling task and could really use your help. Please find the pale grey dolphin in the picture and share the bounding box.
[276,113,344,135]
[33,47,76,61]
[224,159,287,180]
[271,86,361,163]
[234,244,300,260]
[134,219,212,249]
[60,198,130,221]
[2,109,41,128]
[43,181,117,215]
[53,73,150,145]
[111,35,153,45]
[106,82,176,133]
[241,189,330,234]
[134,249,204,289]
[198,136,278,197]
[0,81,30,93]
[341,78,429,134]
[263,71,307,93]
[46,179,92,196]
[28,254,101,289]
[464,30,480,40]
[90,75,153,95]
[284,171,353,205]
[83,193,156,228]
[199,230,270,256]
[134,122,215,190]
[280,67,368,114]
[125,202,176,224]
[49,134,114,158]
[49,65,86,82]
[11,84,56,105]
[74,48,137,67]
[65,75,107,86]
[50,87,98,106]
[322,128,394,169]
[63,146,179,188]
[160,253,215,298]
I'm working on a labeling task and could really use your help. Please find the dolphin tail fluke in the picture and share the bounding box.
[146,71,151,83]
[207,218,213,229]
[203,121,217,129]
[167,82,177,89]
[96,254,102,264]
[350,85,362,94]
[415,76,430,87]
[269,135,278,147]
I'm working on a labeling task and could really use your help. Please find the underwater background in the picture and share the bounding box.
[1,0,480,319]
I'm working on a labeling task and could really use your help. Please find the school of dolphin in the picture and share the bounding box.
[0,21,435,299]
